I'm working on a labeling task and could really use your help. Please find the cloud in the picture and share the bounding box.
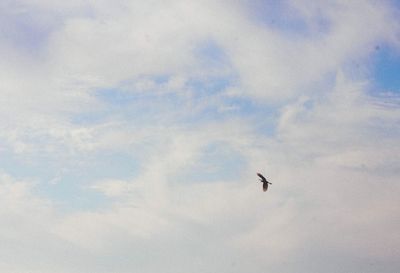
[90,179,131,197]
[0,0,399,272]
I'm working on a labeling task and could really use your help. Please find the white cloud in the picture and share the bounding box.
[215,0,400,100]
[90,179,131,197]
[0,0,399,272]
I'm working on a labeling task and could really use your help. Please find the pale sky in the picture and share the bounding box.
[1,1,400,272]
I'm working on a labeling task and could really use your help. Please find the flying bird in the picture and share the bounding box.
[257,173,272,192]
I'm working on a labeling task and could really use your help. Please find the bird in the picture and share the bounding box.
[257,173,272,192]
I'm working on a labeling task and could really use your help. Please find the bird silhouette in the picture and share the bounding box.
[257,173,272,192]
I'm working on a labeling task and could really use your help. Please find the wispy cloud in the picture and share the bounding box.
[0,0,399,272]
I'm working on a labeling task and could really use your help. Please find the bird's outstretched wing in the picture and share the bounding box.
[257,173,267,182]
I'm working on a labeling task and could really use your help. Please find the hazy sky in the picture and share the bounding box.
[1,0,400,272]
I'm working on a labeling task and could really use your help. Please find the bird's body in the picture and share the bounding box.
[257,173,271,192]
[262,182,269,192]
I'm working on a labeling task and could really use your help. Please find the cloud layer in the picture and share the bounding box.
[0,0,400,272]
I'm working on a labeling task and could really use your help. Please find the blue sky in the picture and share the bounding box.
[0,1,400,272]
[373,45,400,93]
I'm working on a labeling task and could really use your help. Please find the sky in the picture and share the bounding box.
[0,0,400,272]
